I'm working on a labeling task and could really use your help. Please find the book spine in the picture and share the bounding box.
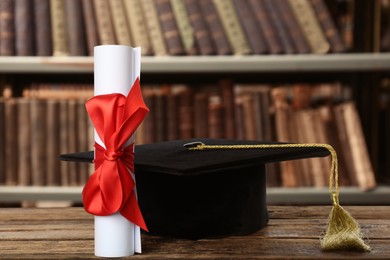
[213,0,251,55]
[220,80,236,139]
[109,0,132,46]
[0,98,5,184]
[171,0,196,55]
[248,0,282,54]
[65,0,87,56]
[34,0,52,56]
[46,99,60,186]
[154,0,185,55]
[342,102,376,190]
[154,86,168,142]
[194,92,209,138]
[67,99,79,186]
[140,0,168,56]
[81,0,99,56]
[179,86,193,139]
[208,95,224,138]
[123,0,153,55]
[271,87,299,187]
[274,0,310,54]
[166,87,179,141]
[30,99,47,186]
[5,98,18,185]
[58,100,69,186]
[263,0,296,54]
[77,98,89,186]
[198,0,232,55]
[93,0,116,45]
[310,0,346,53]
[0,0,15,55]
[288,0,330,54]
[50,0,69,56]
[17,98,32,186]
[183,0,215,55]
[15,0,34,56]
[141,86,156,143]
[232,0,268,54]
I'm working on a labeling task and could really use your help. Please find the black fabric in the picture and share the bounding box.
[136,165,268,239]
[59,138,330,239]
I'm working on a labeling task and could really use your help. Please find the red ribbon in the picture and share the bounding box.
[82,78,149,231]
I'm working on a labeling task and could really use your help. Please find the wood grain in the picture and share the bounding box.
[0,206,388,259]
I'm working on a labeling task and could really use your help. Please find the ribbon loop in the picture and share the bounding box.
[82,78,149,231]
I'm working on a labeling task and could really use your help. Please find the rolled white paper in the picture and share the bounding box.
[93,45,142,257]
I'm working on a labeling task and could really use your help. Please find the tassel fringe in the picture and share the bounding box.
[321,204,370,251]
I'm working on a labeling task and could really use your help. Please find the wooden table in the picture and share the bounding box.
[0,206,389,259]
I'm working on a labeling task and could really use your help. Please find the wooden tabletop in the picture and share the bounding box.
[0,206,389,259]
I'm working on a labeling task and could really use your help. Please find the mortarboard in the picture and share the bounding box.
[60,138,370,251]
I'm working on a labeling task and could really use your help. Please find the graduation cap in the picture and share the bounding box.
[60,138,370,251]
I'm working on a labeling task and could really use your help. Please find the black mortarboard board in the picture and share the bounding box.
[60,138,329,239]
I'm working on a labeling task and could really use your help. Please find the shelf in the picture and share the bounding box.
[0,53,389,73]
[1,186,389,205]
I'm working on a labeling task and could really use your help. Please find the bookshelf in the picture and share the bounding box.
[0,54,390,204]
[0,54,389,73]
[1,0,389,205]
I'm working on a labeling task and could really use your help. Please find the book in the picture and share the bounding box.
[123,0,153,55]
[288,0,330,53]
[17,98,32,186]
[171,0,196,55]
[50,0,69,56]
[310,0,346,53]
[232,0,267,54]
[59,100,69,186]
[166,86,179,141]
[30,99,47,186]
[154,86,168,142]
[67,99,79,186]
[109,0,132,46]
[154,0,185,55]
[219,80,236,139]
[248,0,282,54]
[0,98,5,184]
[341,101,376,190]
[141,86,156,144]
[271,87,299,187]
[140,0,168,56]
[5,98,18,185]
[208,94,224,138]
[213,0,251,55]
[0,0,15,55]
[194,91,209,138]
[46,99,60,186]
[199,0,232,55]
[178,85,193,139]
[263,0,296,54]
[274,0,310,54]
[81,0,99,56]
[65,0,87,56]
[15,0,34,56]
[184,0,215,55]
[34,0,52,56]
[77,99,89,185]
[94,0,116,45]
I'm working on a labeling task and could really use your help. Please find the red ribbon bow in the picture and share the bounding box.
[82,78,149,231]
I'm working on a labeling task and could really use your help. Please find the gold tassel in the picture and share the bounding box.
[187,142,370,251]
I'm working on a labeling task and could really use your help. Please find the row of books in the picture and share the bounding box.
[0,0,349,56]
[0,81,376,189]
